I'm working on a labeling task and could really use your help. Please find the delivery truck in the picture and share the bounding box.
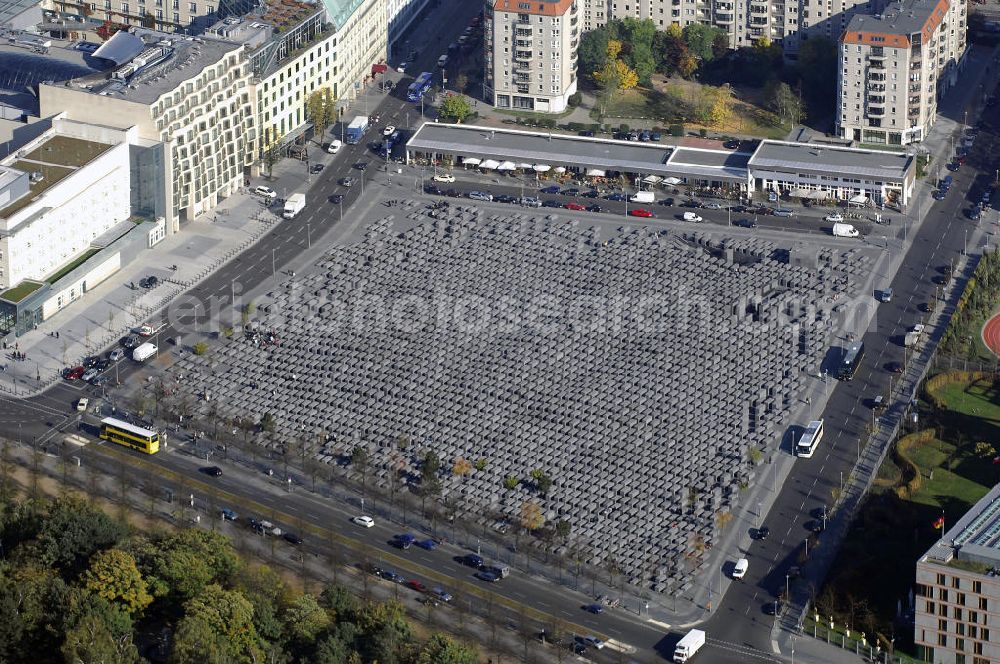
[630,190,656,204]
[832,222,860,238]
[133,342,157,362]
[673,629,705,662]
[283,193,306,219]
[345,115,369,144]
[904,323,925,347]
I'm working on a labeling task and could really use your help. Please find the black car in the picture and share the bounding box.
[283,532,304,545]
[581,189,600,198]
[579,130,595,137]
[753,526,770,540]
[765,600,784,616]
[330,194,344,204]
[542,199,562,207]
[423,185,443,195]
[83,355,100,368]
[660,197,675,207]
[310,163,324,174]
[918,301,932,312]
[474,570,500,583]
[445,189,462,197]
[354,162,368,171]
[122,335,140,348]
[606,192,627,201]
[201,466,223,477]
[586,204,603,213]
[139,276,159,288]
[968,208,982,221]
[733,218,757,228]
[724,139,741,149]
[560,188,579,196]
[462,553,484,568]
[946,162,960,172]
[886,361,904,374]
[932,190,947,200]
[495,194,517,203]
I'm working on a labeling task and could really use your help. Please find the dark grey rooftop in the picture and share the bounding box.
[924,483,1000,567]
[748,140,912,181]
[0,42,102,92]
[667,147,753,181]
[845,0,941,37]
[0,0,37,25]
[407,123,755,182]
[48,29,242,106]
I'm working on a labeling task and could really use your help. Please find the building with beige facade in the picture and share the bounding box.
[914,483,1000,664]
[589,0,874,53]
[836,0,966,145]
[39,28,256,231]
[485,0,580,113]
[41,0,222,35]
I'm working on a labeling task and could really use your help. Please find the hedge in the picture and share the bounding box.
[924,370,996,410]
[893,429,936,498]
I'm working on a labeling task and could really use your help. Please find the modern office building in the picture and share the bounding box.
[836,0,966,145]
[39,28,256,231]
[914,483,1000,664]
[387,0,431,46]
[484,0,580,113]
[0,118,132,292]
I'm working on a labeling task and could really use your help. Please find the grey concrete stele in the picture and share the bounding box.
[166,198,873,595]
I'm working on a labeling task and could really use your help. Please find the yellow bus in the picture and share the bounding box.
[100,417,161,454]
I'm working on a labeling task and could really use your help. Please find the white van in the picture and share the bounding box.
[630,191,655,204]
[682,211,703,222]
[327,139,342,154]
[832,222,860,237]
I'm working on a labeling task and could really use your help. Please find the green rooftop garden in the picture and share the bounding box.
[0,280,43,303]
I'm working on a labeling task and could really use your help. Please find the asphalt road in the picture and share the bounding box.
[1,15,996,663]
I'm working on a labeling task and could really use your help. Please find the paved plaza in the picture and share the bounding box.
[166,195,876,591]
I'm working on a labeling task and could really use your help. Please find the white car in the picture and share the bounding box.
[396,62,408,73]
[432,173,456,183]
[733,558,749,579]
[108,349,124,361]
[702,202,723,210]
[352,515,375,528]
[682,211,703,222]
[582,636,605,650]
[382,125,397,137]
[76,397,89,412]
[326,139,342,154]
[252,185,277,200]
[825,213,844,222]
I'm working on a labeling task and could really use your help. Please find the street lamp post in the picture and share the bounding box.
[271,248,276,279]
[306,223,311,249]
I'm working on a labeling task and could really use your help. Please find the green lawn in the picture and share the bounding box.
[45,247,100,285]
[0,280,42,303]
[817,377,1000,656]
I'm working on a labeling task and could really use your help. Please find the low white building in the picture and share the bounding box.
[0,117,134,292]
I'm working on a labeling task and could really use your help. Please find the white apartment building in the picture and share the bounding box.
[914,483,1000,664]
[0,118,133,291]
[837,0,966,145]
[590,0,879,54]
[485,0,580,113]
[39,29,257,231]
[324,0,387,116]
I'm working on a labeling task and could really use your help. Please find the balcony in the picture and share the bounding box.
[513,51,534,62]
[909,95,920,105]
[868,82,885,92]
[516,39,532,48]
[515,28,532,37]
[868,95,885,104]
[869,72,886,81]
[908,107,920,117]
[715,11,734,22]
[867,60,885,70]
[867,106,885,116]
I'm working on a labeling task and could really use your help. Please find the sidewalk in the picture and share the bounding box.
[771,42,1000,664]
[0,120,361,397]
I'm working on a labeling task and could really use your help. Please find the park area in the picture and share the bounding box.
[814,371,1000,658]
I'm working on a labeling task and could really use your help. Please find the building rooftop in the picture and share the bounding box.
[748,140,913,181]
[923,483,1000,568]
[0,0,39,26]
[0,41,103,92]
[408,123,754,183]
[47,29,242,106]
[0,134,113,218]
[843,0,948,46]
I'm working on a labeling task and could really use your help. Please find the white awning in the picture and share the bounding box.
[663,177,683,185]
[463,157,481,166]
[497,161,516,171]
[480,159,501,170]
[554,166,567,173]
[517,162,534,169]
[586,168,606,177]
[643,175,663,184]
[850,193,869,204]
[533,164,551,172]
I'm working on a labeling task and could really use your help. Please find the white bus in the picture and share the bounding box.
[796,420,824,458]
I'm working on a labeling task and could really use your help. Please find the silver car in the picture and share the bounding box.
[468,191,493,202]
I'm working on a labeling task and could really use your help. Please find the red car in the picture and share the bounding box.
[406,580,427,593]
[564,202,586,211]
[629,209,654,218]
[63,366,85,380]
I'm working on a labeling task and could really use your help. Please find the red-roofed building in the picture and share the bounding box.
[836,0,966,146]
